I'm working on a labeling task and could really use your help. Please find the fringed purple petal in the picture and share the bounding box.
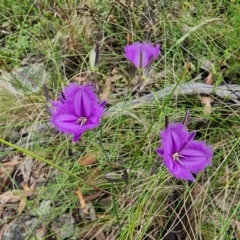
[124,42,160,69]
[179,131,196,150]
[156,122,212,181]
[74,88,92,117]
[160,123,190,153]
[52,114,78,133]
[50,83,105,142]
[142,43,160,61]
[163,154,195,181]
[156,148,164,156]
[180,141,212,173]
[73,133,82,142]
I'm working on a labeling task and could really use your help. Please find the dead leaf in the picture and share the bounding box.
[78,151,102,167]
[95,226,106,240]
[36,223,48,238]
[76,187,88,214]
[99,195,112,206]
[0,191,22,204]
[0,190,33,204]
[31,161,46,179]
[100,75,112,102]
[84,191,102,202]
[22,183,31,191]
[201,96,213,115]
[200,71,214,115]
[2,155,22,167]
[0,155,22,192]
[18,199,27,214]
[0,167,13,193]
[29,180,36,190]
[0,190,28,214]
[205,72,214,85]
[18,157,34,183]
[100,67,123,102]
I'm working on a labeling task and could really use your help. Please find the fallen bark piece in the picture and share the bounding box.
[105,81,240,115]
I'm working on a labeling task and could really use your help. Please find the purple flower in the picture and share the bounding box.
[156,123,212,181]
[51,84,105,142]
[124,42,160,69]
